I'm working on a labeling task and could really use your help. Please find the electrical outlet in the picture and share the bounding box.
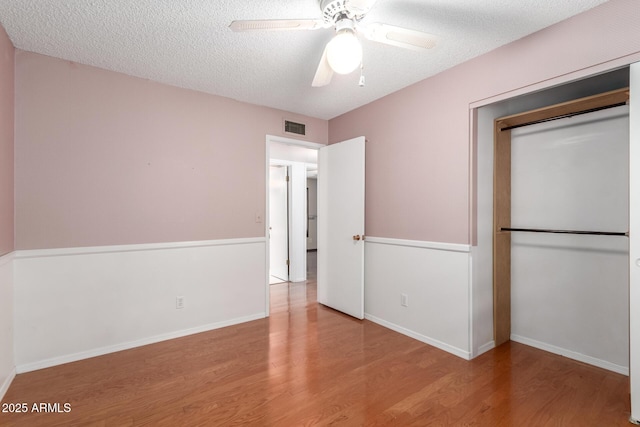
[401,293,408,307]
[176,296,185,309]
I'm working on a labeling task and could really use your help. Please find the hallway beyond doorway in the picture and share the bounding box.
[270,250,316,285]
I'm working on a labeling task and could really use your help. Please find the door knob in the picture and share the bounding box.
[353,235,361,241]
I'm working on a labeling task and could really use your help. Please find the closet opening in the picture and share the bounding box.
[492,84,630,375]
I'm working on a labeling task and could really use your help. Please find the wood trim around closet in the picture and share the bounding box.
[492,87,629,347]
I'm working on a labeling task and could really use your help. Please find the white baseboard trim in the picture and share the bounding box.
[365,313,471,360]
[16,312,265,374]
[477,340,496,357]
[511,334,629,376]
[364,236,470,253]
[14,237,266,259]
[0,368,16,401]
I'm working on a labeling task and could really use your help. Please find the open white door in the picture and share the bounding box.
[269,165,289,282]
[317,136,365,319]
[630,63,640,424]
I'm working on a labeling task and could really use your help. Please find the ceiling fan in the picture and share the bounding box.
[229,0,437,87]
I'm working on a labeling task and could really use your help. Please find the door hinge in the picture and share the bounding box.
[286,259,290,266]
[286,175,290,182]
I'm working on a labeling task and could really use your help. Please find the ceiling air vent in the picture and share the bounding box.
[284,120,306,136]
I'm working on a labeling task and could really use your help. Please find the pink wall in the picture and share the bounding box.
[0,25,14,256]
[15,52,328,250]
[329,0,640,244]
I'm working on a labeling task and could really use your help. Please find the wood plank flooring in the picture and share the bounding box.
[0,259,631,426]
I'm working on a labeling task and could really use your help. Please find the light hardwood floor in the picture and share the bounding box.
[0,256,631,426]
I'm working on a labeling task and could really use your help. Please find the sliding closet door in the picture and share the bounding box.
[630,62,640,423]
[510,105,629,373]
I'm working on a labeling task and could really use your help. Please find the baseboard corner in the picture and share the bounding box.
[0,367,17,401]
[476,340,496,357]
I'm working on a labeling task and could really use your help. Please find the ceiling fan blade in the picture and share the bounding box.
[360,23,437,50]
[229,19,328,32]
[312,44,333,87]
[345,0,377,16]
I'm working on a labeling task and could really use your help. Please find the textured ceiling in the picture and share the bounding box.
[0,0,609,120]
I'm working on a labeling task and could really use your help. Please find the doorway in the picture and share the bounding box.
[306,172,318,283]
[265,135,323,315]
[265,135,367,320]
[268,163,320,284]
[473,67,631,369]
[493,89,629,374]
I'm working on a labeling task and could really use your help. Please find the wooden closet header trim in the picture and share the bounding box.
[496,87,629,131]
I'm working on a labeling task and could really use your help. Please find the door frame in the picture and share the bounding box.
[265,135,324,316]
[629,62,640,424]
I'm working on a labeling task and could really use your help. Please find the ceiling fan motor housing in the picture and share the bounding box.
[321,0,360,24]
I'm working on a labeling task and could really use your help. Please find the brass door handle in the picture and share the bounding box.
[353,235,361,241]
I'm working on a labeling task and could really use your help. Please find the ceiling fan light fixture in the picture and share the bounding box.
[230,0,438,87]
[326,28,362,75]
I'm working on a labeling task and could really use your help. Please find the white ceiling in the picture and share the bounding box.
[0,0,609,120]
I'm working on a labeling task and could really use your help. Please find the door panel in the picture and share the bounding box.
[317,136,365,319]
[269,165,289,282]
